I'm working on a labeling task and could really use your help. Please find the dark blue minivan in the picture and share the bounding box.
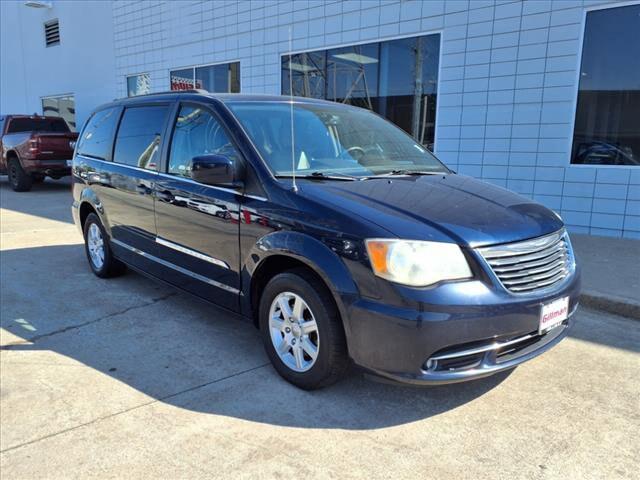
[72,91,580,389]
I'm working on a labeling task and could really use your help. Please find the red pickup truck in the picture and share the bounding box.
[1,114,78,191]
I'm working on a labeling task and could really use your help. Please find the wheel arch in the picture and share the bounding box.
[243,232,359,336]
[77,188,112,235]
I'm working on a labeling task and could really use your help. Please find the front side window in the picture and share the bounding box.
[127,74,151,97]
[571,4,640,166]
[76,108,119,160]
[170,62,240,93]
[227,102,448,177]
[113,106,168,169]
[168,105,240,178]
[282,34,440,149]
[42,95,76,131]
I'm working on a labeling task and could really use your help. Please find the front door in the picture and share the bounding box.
[154,103,242,311]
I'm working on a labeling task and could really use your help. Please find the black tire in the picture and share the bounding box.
[83,213,127,278]
[259,268,349,390]
[8,158,32,192]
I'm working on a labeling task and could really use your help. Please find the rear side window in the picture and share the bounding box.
[77,108,119,160]
[113,105,169,169]
[7,117,70,133]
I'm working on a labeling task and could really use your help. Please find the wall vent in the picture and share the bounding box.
[44,19,60,46]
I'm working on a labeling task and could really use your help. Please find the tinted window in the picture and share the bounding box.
[7,117,70,133]
[77,108,119,160]
[42,95,76,131]
[168,105,240,178]
[113,106,168,169]
[571,4,640,166]
[282,33,440,149]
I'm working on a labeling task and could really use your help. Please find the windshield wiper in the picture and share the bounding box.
[364,169,445,179]
[276,171,358,181]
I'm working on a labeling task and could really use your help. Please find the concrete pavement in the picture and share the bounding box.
[1,177,639,479]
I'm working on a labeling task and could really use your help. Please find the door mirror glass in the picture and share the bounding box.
[191,154,238,186]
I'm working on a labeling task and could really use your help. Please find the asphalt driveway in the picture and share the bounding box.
[0,177,638,479]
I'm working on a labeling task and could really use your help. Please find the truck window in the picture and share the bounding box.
[113,105,169,169]
[77,108,120,161]
[6,117,70,133]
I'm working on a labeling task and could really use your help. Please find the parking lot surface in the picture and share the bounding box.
[1,178,638,479]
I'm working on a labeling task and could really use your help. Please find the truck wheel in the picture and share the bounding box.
[259,268,349,390]
[83,213,127,278]
[8,159,32,192]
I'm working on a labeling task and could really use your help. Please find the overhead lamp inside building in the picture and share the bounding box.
[24,1,52,8]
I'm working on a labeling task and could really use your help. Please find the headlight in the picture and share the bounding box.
[365,239,472,287]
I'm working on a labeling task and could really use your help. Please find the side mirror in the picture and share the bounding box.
[191,154,241,187]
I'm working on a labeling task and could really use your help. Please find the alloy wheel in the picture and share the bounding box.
[268,291,320,372]
[87,223,105,270]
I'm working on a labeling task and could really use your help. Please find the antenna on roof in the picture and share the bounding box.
[288,27,298,193]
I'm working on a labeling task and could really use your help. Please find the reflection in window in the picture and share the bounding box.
[42,95,76,131]
[282,34,440,149]
[113,106,169,169]
[77,108,119,160]
[571,4,640,166]
[170,62,240,93]
[168,106,239,178]
[127,73,151,97]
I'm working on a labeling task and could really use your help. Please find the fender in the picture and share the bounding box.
[75,186,113,236]
[241,230,360,336]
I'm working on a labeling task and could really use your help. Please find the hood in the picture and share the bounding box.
[298,174,563,248]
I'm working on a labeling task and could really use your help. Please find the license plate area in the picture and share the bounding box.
[539,296,569,334]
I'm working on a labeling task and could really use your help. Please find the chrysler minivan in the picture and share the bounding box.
[72,91,580,389]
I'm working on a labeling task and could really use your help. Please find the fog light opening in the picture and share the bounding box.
[425,359,437,371]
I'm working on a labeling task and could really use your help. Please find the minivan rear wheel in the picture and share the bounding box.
[259,269,348,389]
[83,213,126,278]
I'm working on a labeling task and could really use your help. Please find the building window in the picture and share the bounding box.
[44,19,60,47]
[170,62,240,93]
[42,94,76,131]
[282,34,440,149]
[127,73,151,97]
[571,4,640,166]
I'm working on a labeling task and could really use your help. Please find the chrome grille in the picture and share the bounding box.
[478,230,572,294]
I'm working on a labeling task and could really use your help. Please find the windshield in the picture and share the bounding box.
[7,117,70,134]
[227,102,449,177]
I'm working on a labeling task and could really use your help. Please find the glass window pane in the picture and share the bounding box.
[282,51,326,98]
[113,106,168,169]
[571,4,640,166]
[127,74,150,97]
[77,108,119,160]
[280,34,440,149]
[170,68,196,90]
[42,95,76,131]
[168,106,240,178]
[194,62,241,93]
[327,43,379,110]
[229,62,240,93]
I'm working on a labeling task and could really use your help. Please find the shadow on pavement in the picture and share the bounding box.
[0,176,73,224]
[3,244,637,430]
[0,244,517,430]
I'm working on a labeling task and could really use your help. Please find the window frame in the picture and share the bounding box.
[111,102,173,171]
[568,0,640,169]
[168,60,241,93]
[163,100,246,181]
[279,29,443,152]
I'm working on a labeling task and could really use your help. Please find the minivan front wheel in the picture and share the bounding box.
[259,269,348,389]
[83,213,126,278]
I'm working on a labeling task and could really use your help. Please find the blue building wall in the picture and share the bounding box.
[110,0,639,238]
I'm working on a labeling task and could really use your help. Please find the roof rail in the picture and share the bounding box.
[115,89,209,101]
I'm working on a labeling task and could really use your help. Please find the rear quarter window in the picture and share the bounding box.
[77,108,120,160]
[113,105,169,170]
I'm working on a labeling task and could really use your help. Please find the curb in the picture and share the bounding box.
[580,292,640,320]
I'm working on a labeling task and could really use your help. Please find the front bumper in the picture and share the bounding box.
[343,267,581,385]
